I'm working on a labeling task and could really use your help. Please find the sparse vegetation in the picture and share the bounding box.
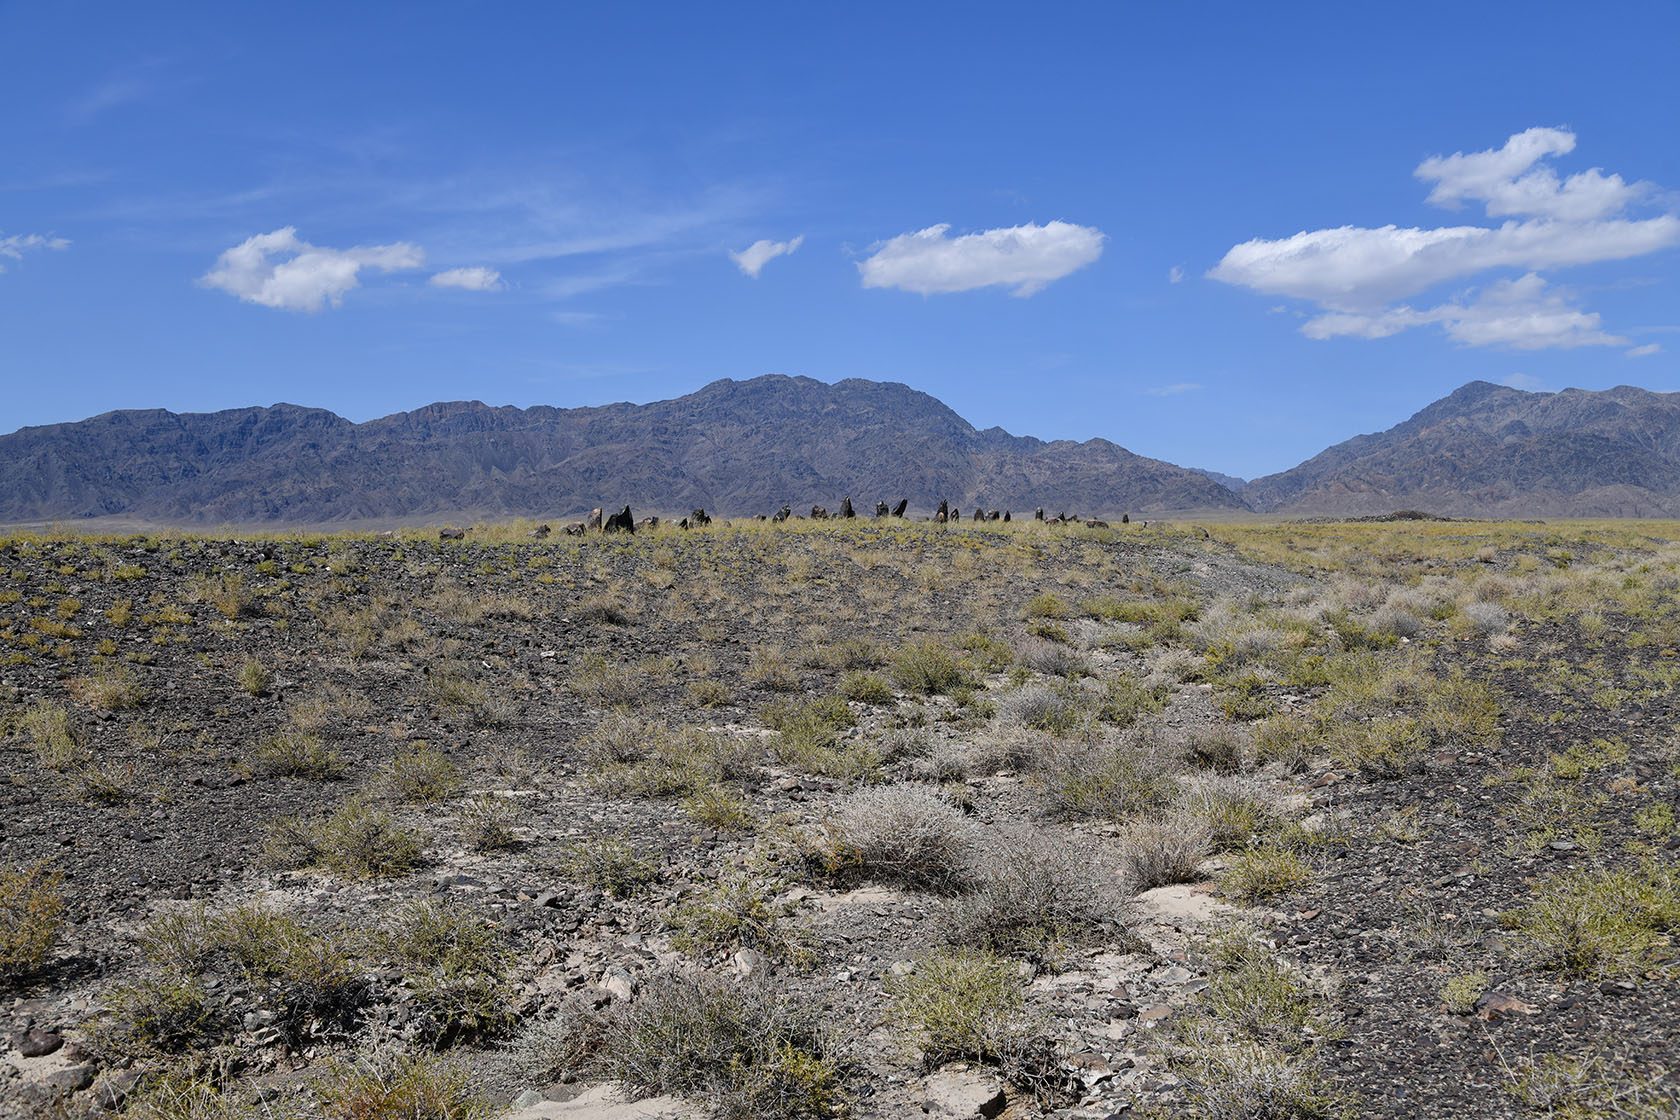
[3,519,1678,1116]
[0,862,65,986]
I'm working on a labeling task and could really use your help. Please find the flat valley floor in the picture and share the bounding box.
[2,518,1679,1119]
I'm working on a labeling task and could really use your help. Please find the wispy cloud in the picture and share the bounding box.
[65,58,183,125]
[858,220,1104,296]
[1168,265,1185,284]
[1211,127,1678,351]
[549,310,607,327]
[1500,372,1552,391]
[1303,274,1629,350]
[1626,343,1662,358]
[200,227,424,312]
[730,235,803,277]
[1145,382,1203,397]
[430,266,503,291]
[0,231,70,275]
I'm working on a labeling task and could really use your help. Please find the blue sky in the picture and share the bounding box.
[2,1,1677,479]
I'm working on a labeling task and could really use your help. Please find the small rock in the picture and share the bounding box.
[512,1089,546,1109]
[45,1064,97,1093]
[733,949,768,979]
[1548,840,1578,852]
[13,1029,63,1057]
[601,967,636,1003]
[1475,991,1537,1020]
[921,1069,1007,1118]
[1137,1004,1173,1023]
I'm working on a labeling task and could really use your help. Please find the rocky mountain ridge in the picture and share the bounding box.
[0,376,1241,524]
[1243,380,1680,517]
[8,376,1680,524]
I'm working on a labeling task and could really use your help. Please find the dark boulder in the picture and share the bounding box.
[892,498,908,518]
[604,506,635,533]
[839,497,855,519]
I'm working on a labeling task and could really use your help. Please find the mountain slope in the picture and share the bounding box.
[0,376,1244,523]
[1244,381,1680,517]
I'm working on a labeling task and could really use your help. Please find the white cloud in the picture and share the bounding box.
[0,231,70,274]
[1145,382,1202,396]
[201,227,424,311]
[730,235,803,277]
[1211,127,1677,351]
[1416,126,1646,221]
[1500,372,1551,391]
[1303,274,1627,351]
[430,266,503,291]
[1626,343,1662,358]
[1211,216,1678,310]
[858,220,1104,296]
[1168,265,1185,284]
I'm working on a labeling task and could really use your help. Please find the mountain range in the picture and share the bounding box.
[3,375,1679,524]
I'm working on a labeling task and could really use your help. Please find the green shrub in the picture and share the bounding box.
[1024,592,1069,620]
[590,969,844,1119]
[1040,737,1174,820]
[1219,842,1312,902]
[889,948,1038,1067]
[265,799,426,878]
[591,726,761,797]
[237,658,271,696]
[1096,672,1167,728]
[383,743,464,802]
[683,785,755,833]
[956,629,1015,673]
[685,679,735,708]
[556,838,658,898]
[252,730,345,779]
[378,898,513,1040]
[1175,775,1285,851]
[70,663,145,710]
[839,671,895,704]
[316,1053,488,1120]
[1333,716,1428,779]
[1192,925,1327,1043]
[21,701,84,770]
[762,694,877,778]
[0,862,64,985]
[102,970,214,1052]
[1440,971,1489,1015]
[890,640,974,696]
[217,903,364,1026]
[1501,866,1680,978]
[670,867,812,964]
[461,792,521,851]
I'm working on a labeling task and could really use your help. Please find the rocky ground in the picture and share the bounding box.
[1,518,1677,1119]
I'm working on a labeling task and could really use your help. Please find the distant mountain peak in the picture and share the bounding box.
[1245,380,1680,518]
[0,374,1241,524]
